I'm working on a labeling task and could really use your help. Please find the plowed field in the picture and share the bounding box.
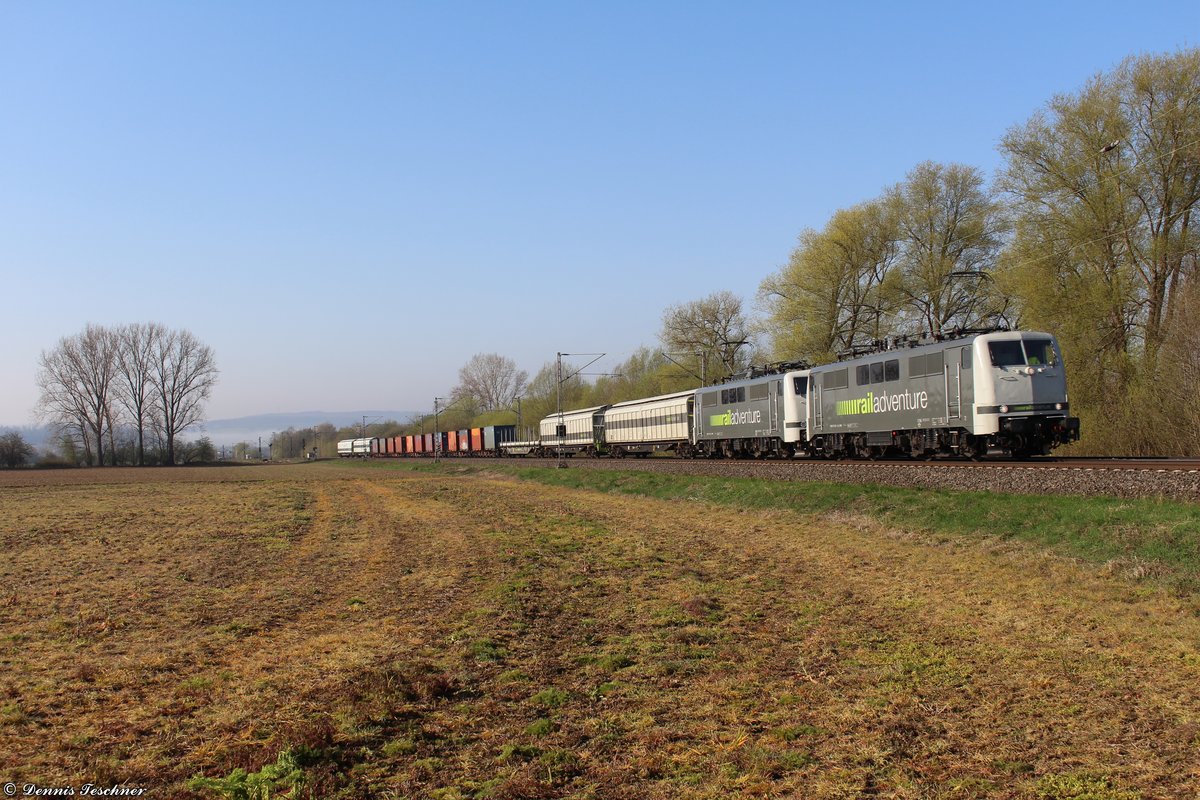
[1,463,1198,798]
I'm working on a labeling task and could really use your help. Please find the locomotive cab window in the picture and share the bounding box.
[988,341,1026,367]
[1024,338,1056,366]
[793,377,807,397]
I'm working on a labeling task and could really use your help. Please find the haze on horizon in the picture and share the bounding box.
[2,1,1196,427]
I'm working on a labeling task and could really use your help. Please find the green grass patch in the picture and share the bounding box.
[525,718,556,737]
[1035,772,1140,799]
[469,638,507,663]
[188,745,320,799]
[496,743,541,763]
[179,676,213,692]
[775,724,822,741]
[530,687,569,708]
[594,652,633,672]
[382,737,417,757]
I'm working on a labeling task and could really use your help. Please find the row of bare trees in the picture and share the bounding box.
[36,323,218,466]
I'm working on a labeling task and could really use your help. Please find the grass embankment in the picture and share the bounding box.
[1,463,1199,798]
[371,459,1200,597]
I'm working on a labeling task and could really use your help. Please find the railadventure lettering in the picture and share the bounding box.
[835,390,929,416]
[708,409,763,427]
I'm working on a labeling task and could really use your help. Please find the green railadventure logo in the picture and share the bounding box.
[708,409,763,426]
[836,390,929,416]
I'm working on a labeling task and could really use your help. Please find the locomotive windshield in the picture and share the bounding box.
[1024,338,1057,366]
[988,338,1058,367]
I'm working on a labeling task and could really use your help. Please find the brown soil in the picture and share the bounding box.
[0,463,1197,798]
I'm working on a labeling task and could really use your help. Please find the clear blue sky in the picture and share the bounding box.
[2,1,1196,426]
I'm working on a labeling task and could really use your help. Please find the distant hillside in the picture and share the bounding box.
[3,411,420,452]
[0,424,54,450]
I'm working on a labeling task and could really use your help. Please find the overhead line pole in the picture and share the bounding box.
[556,353,564,468]
[555,352,607,469]
[662,351,706,385]
[433,395,465,464]
[434,397,443,463]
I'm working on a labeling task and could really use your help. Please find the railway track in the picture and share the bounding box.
[867,456,1200,472]
[1031,457,1200,471]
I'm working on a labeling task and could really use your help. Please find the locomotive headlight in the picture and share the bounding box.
[1055,402,1064,410]
[999,405,1009,413]
[1025,367,1036,376]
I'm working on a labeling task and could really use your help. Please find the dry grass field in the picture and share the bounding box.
[1,462,1199,799]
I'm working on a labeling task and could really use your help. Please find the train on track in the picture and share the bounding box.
[339,328,1080,462]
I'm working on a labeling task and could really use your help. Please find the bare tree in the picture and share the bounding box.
[452,353,528,411]
[151,328,218,465]
[759,201,902,363]
[36,324,120,466]
[115,322,164,466]
[36,349,90,460]
[660,291,752,382]
[884,161,1009,336]
[0,432,35,469]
